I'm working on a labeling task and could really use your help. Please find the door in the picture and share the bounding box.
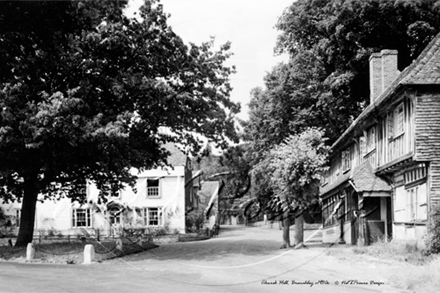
[386,197,393,240]
[351,192,360,245]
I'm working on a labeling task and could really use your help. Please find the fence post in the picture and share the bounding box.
[83,244,95,264]
[116,238,123,251]
[26,243,35,261]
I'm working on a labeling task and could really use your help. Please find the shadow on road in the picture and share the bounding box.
[117,225,324,264]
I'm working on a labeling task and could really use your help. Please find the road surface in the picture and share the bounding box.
[0,225,401,293]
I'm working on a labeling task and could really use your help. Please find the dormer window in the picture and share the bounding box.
[388,104,404,140]
[342,148,351,172]
[394,104,404,136]
[366,126,376,153]
[147,179,160,198]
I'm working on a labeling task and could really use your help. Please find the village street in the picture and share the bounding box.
[0,225,411,293]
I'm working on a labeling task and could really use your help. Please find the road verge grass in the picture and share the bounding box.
[0,239,157,264]
[326,240,440,292]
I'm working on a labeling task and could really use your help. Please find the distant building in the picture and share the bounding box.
[320,33,440,247]
[1,143,194,237]
[198,181,220,228]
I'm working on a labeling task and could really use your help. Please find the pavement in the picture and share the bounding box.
[0,225,408,293]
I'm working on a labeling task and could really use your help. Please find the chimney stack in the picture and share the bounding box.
[369,50,399,104]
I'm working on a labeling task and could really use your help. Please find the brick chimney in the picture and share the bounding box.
[369,50,399,104]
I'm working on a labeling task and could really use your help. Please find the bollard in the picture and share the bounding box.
[116,238,123,251]
[26,243,35,261]
[83,244,95,264]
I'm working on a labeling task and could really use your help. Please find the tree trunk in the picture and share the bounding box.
[15,178,39,247]
[280,210,291,249]
[294,212,305,247]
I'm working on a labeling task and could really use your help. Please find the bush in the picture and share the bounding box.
[425,203,440,255]
[185,209,205,233]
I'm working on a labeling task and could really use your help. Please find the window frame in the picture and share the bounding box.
[342,149,351,172]
[143,207,163,227]
[72,208,92,228]
[109,207,122,225]
[147,179,160,198]
[394,104,405,137]
[366,126,376,153]
[15,209,21,228]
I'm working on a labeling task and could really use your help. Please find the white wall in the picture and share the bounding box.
[0,166,187,236]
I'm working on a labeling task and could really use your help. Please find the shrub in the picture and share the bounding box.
[185,209,205,233]
[425,203,440,255]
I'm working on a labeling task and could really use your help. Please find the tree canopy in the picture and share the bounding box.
[0,0,239,246]
[245,0,440,150]
[243,0,440,247]
[256,128,329,247]
[244,0,440,200]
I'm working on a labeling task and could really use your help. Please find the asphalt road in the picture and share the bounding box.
[0,225,398,293]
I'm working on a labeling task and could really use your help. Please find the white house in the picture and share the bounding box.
[0,143,196,237]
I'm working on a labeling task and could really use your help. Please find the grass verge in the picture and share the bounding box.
[0,238,157,264]
[326,240,440,292]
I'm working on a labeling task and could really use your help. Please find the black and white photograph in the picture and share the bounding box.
[1,0,440,292]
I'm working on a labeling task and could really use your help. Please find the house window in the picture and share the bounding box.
[342,149,351,172]
[321,170,329,186]
[359,136,366,157]
[388,104,404,139]
[366,126,376,153]
[147,179,160,198]
[395,183,427,223]
[323,195,338,228]
[406,184,427,222]
[15,209,21,227]
[143,207,163,226]
[395,104,404,136]
[72,208,92,227]
[404,165,427,185]
[109,207,122,225]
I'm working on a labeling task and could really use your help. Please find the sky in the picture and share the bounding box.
[125,0,293,121]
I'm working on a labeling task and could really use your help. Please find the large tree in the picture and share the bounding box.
[0,0,239,247]
[244,0,440,238]
[260,128,329,248]
[273,0,440,143]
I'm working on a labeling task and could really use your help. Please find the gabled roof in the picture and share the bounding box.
[198,181,219,205]
[351,161,391,192]
[401,34,440,85]
[320,170,351,196]
[320,161,391,197]
[332,32,440,152]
